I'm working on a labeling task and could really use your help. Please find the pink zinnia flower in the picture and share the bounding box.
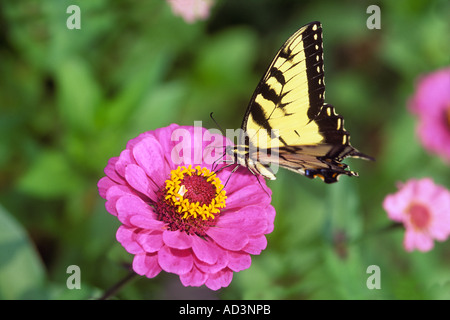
[408,67,450,163]
[98,124,275,290]
[166,0,214,24]
[383,178,450,252]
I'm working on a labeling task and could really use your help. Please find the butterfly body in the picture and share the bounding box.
[227,21,373,183]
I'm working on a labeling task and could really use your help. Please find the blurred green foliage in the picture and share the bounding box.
[0,0,449,300]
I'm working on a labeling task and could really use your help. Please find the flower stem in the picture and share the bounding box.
[348,221,403,245]
[371,221,403,235]
[98,270,138,300]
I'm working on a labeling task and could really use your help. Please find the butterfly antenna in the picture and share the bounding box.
[214,162,236,176]
[210,112,226,135]
[211,148,227,172]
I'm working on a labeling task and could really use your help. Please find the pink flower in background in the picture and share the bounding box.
[383,178,450,252]
[408,67,450,163]
[98,124,275,290]
[166,0,214,23]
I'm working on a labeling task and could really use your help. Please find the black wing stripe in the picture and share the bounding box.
[269,67,286,85]
[250,102,273,133]
[278,47,293,60]
[259,82,283,106]
[303,24,324,120]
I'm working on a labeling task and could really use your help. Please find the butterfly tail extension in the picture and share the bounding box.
[347,149,376,162]
[315,103,374,163]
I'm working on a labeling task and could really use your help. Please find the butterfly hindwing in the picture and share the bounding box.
[230,21,372,183]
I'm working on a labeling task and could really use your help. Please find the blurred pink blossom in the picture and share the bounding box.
[383,178,450,252]
[166,0,214,23]
[408,67,450,163]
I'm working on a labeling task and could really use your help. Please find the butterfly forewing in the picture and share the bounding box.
[243,22,325,149]
[233,21,372,183]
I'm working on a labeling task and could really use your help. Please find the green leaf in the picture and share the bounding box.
[325,179,362,240]
[56,57,101,134]
[193,27,258,93]
[0,204,47,299]
[17,150,85,198]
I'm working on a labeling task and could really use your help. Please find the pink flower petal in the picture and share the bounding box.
[115,194,158,227]
[382,194,405,222]
[105,184,136,201]
[133,252,161,278]
[152,124,184,173]
[409,68,450,117]
[152,124,178,155]
[227,251,251,272]
[206,226,248,251]
[105,185,136,216]
[219,167,257,194]
[180,265,208,287]
[158,246,193,275]
[243,235,267,255]
[205,268,233,291]
[217,206,267,235]
[130,215,165,230]
[124,164,158,201]
[126,131,154,150]
[170,126,203,166]
[404,230,434,252]
[415,178,437,200]
[116,225,144,254]
[167,0,213,24]
[191,236,219,264]
[225,185,271,210]
[98,176,116,199]
[132,137,166,188]
[194,247,228,274]
[264,205,276,234]
[429,223,450,241]
[115,149,135,178]
[136,230,164,253]
[162,230,193,249]
[104,157,126,184]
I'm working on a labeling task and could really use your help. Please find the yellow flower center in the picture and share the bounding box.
[165,165,227,220]
[154,165,227,235]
